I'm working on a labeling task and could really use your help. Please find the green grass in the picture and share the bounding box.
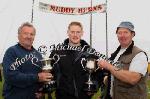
[0,82,2,99]
[147,78,150,98]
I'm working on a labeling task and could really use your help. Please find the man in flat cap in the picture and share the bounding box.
[98,21,148,99]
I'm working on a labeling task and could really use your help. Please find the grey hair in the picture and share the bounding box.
[18,22,36,34]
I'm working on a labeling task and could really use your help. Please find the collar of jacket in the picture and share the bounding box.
[110,41,134,60]
[63,38,89,48]
[17,43,35,51]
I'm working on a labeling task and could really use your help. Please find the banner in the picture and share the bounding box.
[39,2,106,15]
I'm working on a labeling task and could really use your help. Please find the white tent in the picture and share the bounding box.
[0,0,150,63]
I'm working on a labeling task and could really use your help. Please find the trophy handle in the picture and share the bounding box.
[81,58,86,71]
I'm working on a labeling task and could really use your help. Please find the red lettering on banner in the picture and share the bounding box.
[39,2,106,15]
[70,8,75,13]
[78,8,86,14]
[98,5,102,11]
[50,5,56,11]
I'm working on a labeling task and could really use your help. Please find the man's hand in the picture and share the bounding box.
[35,92,44,99]
[38,72,53,82]
[97,60,112,70]
[87,92,94,96]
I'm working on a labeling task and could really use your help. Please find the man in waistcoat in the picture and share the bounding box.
[98,21,148,99]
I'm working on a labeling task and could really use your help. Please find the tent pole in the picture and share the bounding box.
[90,0,93,47]
[105,0,108,58]
[31,0,35,23]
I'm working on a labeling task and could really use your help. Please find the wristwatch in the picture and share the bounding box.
[114,67,121,71]
[113,61,122,71]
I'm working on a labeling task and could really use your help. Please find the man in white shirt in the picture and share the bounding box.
[98,21,148,99]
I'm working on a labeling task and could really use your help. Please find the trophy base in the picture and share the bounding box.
[42,81,56,93]
[83,81,98,93]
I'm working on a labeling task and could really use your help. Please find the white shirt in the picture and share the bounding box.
[129,52,148,76]
[110,48,126,96]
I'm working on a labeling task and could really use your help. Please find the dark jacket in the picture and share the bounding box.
[50,39,104,99]
[2,43,43,99]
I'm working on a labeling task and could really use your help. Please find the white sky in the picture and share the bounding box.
[0,0,150,63]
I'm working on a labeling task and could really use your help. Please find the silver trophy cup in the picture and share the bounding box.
[38,45,59,93]
[81,58,99,92]
[40,54,60,93]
